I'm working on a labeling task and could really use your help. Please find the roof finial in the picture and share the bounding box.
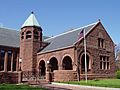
[98,19,101,22]
[31,11,34,14]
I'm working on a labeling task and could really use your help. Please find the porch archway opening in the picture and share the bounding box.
[49,57,58,72]
[39,60,46,76]
[62,56,73,70]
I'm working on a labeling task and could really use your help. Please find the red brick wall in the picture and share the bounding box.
[20,26,42,71]
[0,72,19,83]
[54,70,77,82]
[54,70,115,82]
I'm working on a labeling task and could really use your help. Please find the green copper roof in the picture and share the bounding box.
[21,12,40,28]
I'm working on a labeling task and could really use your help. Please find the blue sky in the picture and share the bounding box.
[0,0,120,44]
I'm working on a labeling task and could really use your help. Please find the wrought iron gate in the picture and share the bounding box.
[22,71,45,82]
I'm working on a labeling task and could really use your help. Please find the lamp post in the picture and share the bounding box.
[19,58,22,71]
[46,60,51,83]
[47,61,50,71]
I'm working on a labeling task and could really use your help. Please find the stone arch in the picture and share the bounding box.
[49,57,58,72]
[62,56,73,70]
[39,60,46,76]
[80,51,92,74]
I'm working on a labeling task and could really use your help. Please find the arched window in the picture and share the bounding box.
[26,31,32,39]
[62,56,73,70]
[21,32,24,40]
[49,57,58,72]
[34,30,39,40]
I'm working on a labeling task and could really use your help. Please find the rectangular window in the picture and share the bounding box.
[7,51,12,71]
[103,62,106,69]
[107,57,110,69]
[100,61,102,69]
[100,56,110,70]
[98,38,101,47]
[107,62,110,69]
[0,50,5,71]
[98,38,104,48]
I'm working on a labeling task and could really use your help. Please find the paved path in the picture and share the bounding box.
[34,82,120,90]
[51,83,120,90]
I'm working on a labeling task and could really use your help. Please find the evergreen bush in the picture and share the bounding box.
[116,71,120,79]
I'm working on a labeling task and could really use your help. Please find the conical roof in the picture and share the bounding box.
[21,12,40,28]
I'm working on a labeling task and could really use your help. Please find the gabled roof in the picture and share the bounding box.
[0,27,49,48]
[39,21,99,53]
[0,27,20,48]
[21,12,40,28]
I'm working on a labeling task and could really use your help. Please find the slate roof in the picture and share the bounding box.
[0,27,20,48]
[40,21,99,53]
[0,27,49,48]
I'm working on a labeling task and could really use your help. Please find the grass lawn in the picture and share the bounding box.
[0,84,48,90]
[62,79,120,88]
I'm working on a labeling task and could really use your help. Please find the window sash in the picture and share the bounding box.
[100,56,110,70]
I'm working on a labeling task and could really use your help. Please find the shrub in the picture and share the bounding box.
[116,71,120,79]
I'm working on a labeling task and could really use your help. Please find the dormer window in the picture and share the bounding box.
[26,31,32,39]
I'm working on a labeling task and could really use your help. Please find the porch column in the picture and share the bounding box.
[4,51,8,72]
[46,61,51,83]
[72,63,77,71]
[58,65,62,70]
[16,53,19,71]
[11,52,14,72]
[0,51,1,71]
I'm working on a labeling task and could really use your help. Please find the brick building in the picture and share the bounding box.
[0,12,116,83]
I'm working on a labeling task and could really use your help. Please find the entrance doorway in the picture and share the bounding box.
[81,54,91,74]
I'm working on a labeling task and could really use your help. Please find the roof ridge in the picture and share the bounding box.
[45,21,99,41]
[0,27,18,32]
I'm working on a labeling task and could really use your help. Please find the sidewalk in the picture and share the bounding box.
[33,82,120,90]
[51,82,120,90]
